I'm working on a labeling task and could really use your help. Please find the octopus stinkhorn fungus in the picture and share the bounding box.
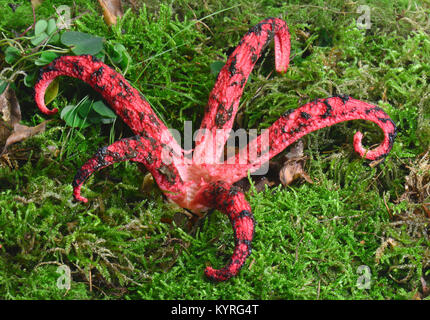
[34,18,397,281]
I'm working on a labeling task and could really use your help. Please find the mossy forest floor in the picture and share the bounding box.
[0,0,429,299]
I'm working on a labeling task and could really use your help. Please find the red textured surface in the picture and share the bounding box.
[34,55,185,203]
[34,18,397,281]
[204,96,397,184]
[193,18,290,164]
[197,182,254,281]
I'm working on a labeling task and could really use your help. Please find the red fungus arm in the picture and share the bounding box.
[193,18,291,164]
[35,55,185,201]
[211,96,397,184]
[194,181,254,281]
[72,135,185,203]
[35,55,181,151]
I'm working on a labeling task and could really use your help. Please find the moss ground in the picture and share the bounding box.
[0,0,429,299]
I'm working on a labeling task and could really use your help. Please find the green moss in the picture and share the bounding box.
[0,0,428,300]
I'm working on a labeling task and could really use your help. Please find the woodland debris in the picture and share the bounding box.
[0,85,48,156]
[98,0,123,26]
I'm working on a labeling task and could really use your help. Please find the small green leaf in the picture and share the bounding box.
[60,104,74,120]
[109,43,130,68]
[61,31,104,55]
[4,46,20,64]
[47,18,57,35]
[77,99,93,119]
[60,104,91,129]
[34,20,48,36]
[111,43,126,63]
[24,72,37,87]
[71,37,103,55]
[0,81,8,95]
[92,100,117,119]
[49,33,60,44]
[60,31,89,46]
[100,118,116,124]
[59,98,117,128]
[31,32,48,46]
[35,51,59,66]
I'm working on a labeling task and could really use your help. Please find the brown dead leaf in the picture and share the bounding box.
[232,140,314,193]
[233,160,283,194]
[399,149,430,204]
[67,221,79,233]
[279,140,313,186]
[412,291,422,300]
[235,110,244,127]
[0,85,49,156]
[98,0,123,26]
[296,29,311,41]
[422,203,430,218]
[280,161,313,186]
[375,238,398,264]
[3,122,47,153]
[421,276,430,298]
[286,139,305,158]
[253,176,275,193]
[141,172,155,194]
[126,0,141,11]
[0,84,21,128]
[368,157,386,168]
[160,216,173,225]
[31,0,43,9]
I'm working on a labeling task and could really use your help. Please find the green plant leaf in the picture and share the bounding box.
[71,38,103,55]
[35,51,59,66]
[31,32,49,46]
[24,72,37,87]
[59,98,116,129]
[60,31,89,46]
[0,81,8,95]
[34,19,48,36]
[61,31,104,55]
[44,78,59,105]
[77,99,93,119]
[60,104,91,129]
[111,43,126,62]
[49,33,60,44]
[92,100,116,119]
[4,46,20,64]
[99,118,116,124]
[109,43,130,69]
[47,18,57,35]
